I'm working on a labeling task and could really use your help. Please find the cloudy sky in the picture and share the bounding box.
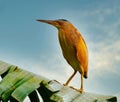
[0,0,120,96]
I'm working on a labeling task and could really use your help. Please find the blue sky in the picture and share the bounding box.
[0,0,120,96]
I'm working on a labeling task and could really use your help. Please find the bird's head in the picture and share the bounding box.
[37,19,73,30]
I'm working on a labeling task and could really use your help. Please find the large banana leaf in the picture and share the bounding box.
[0,60,117,102]
[0,61,49,102]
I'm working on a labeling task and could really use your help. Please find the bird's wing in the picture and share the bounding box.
[75,37,88,74]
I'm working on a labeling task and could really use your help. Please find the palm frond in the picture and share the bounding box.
[0,60,117,102]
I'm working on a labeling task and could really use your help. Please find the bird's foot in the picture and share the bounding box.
[79,88,83,93]
[70,86,83,94]
[63,82,69,86]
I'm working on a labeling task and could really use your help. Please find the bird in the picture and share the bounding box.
[37,19,88,93]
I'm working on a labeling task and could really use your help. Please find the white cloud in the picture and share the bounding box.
[89,39,120,75]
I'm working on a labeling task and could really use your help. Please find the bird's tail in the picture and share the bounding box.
[84,72,88,79]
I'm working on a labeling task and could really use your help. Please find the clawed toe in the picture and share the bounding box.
[79,88,83,93]
[69,86,83,93]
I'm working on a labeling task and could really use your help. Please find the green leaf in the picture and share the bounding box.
[12,75,43,102]
[0,61,11,75]
[0,69,29,96]
[1,73,33,102]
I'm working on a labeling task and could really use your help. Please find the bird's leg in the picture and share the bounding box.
[79,74,84,93]
[64,70,77,86]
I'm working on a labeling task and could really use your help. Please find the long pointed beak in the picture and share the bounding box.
[36,19,58,27]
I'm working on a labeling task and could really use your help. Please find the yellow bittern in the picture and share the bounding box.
[37,19,88,93]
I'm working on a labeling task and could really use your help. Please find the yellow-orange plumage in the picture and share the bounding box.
[37,19,88,93]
